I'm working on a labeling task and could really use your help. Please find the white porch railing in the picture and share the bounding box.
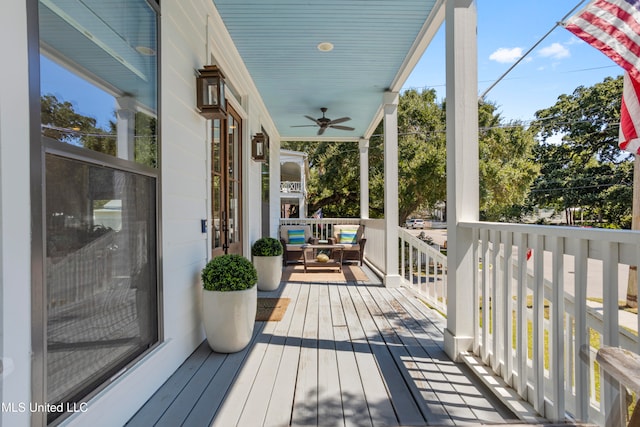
[362,218,385,273]
[279,217,640,425]
[398,227,448,315]
[460,221,640,426]
[280,181,303,193]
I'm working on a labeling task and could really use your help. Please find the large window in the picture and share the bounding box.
[45,155,158,419]
[36,0,159,423]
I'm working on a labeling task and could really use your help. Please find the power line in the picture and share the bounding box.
[479,0,588,100]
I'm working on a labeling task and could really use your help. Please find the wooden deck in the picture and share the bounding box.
[127,269,518,427]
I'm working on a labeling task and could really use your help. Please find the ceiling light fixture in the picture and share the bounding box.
[135,45,156,56]
[317,42,334,52]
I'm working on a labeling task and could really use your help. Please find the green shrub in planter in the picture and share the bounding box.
[251,237,283,257]
[201,254,257,292]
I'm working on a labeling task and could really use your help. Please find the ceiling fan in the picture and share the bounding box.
[292,107,355,135]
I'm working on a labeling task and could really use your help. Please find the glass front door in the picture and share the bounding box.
[212,105,243,256]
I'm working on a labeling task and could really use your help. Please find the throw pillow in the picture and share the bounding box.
[339,229,358,244]
[287,229,305,245]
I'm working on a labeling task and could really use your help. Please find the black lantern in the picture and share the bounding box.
[251,133,267,162]
[196,65,227,119]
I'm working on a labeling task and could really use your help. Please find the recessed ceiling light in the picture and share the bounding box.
[317,42,334,52]
[135,45,156,56]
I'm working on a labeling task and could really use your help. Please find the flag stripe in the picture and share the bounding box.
[567,23,640,81]
[579,9,640,59]
[565,0,640,80]
[620,71,640,153]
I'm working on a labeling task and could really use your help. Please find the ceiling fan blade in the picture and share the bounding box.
[317,127,326,136]
[329,125,355,131]
[291,124,318,128]
[304,115,319,123]
[328,117,351,125]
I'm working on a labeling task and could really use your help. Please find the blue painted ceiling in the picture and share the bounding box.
[213,0,441,141]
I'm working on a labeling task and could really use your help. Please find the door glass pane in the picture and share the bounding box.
[212,175,221,249]
[212,120,221,174]
[45,154,157,421]
[229,181,238,244]
[228,114,235,179]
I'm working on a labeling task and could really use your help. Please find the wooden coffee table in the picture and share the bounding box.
[302,244,344,272]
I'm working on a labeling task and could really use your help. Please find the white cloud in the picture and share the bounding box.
[489,47,523,63]
[539,42,570,59]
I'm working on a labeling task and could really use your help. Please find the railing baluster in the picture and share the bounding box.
[575,238,589,421]
[491,229,501,373]
[602,241,621,426]
[565,312,574,414]
[473,226,480,355]
[550,236,565,421]
[481,228,490,363]
[401,237,406,281]
[516,232,528,400]
[533,234,545,415]
[502,230,513,386]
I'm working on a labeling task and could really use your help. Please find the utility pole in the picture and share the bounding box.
[627,156,639,308]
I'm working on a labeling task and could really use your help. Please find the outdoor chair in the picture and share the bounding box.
[329,224,366,266]
[279,224,317,265]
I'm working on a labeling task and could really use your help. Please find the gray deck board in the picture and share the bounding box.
[127,271,519,427]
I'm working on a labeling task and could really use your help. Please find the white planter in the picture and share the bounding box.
[202,285,257,353]
[253,255,283,291]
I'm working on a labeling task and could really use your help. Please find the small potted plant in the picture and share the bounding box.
[251,237,284,291]
[201,254,257,353]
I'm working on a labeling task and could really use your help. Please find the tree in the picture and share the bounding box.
[478,102,539,221]
[284,89,447,220]
[41,94,157,167]
[529,75,633,228]
[284,89,538,224]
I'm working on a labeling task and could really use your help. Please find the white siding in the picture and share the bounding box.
[0,1,33,426]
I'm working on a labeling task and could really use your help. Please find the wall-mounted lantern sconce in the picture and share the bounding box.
[251,133,267,162]
[196,65,227,119]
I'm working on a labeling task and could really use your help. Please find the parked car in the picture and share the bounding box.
[411,219,425,229]
[404,219,416,228]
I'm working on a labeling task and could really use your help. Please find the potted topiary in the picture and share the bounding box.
[251,237,283,291]
[201,254,257,353]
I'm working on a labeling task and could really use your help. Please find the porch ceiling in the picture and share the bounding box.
[213,0,444,141]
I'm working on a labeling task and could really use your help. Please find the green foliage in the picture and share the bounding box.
[201,254,257,292]
[41,94,157,168]
[533,75,624,163]
[529,75,633,228]
[284,89,538,224]
[251,237,283,256]
[478,102,540,221]
[41,94,115,152]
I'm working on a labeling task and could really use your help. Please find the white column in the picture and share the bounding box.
[359,138,369,219]
[383,92,401,287]
[116,96,136,160]
[270,139,282,235]
[444,0,478,361]
[1,1,36,425]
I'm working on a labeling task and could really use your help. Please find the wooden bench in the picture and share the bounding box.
[596,346,640,427]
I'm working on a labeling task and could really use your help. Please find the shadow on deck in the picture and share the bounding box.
[126,267,522,427]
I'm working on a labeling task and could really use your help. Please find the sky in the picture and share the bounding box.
[402,0,622,124]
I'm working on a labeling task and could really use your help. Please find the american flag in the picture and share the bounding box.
[564,0,640,153]
[564,0,640,81]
